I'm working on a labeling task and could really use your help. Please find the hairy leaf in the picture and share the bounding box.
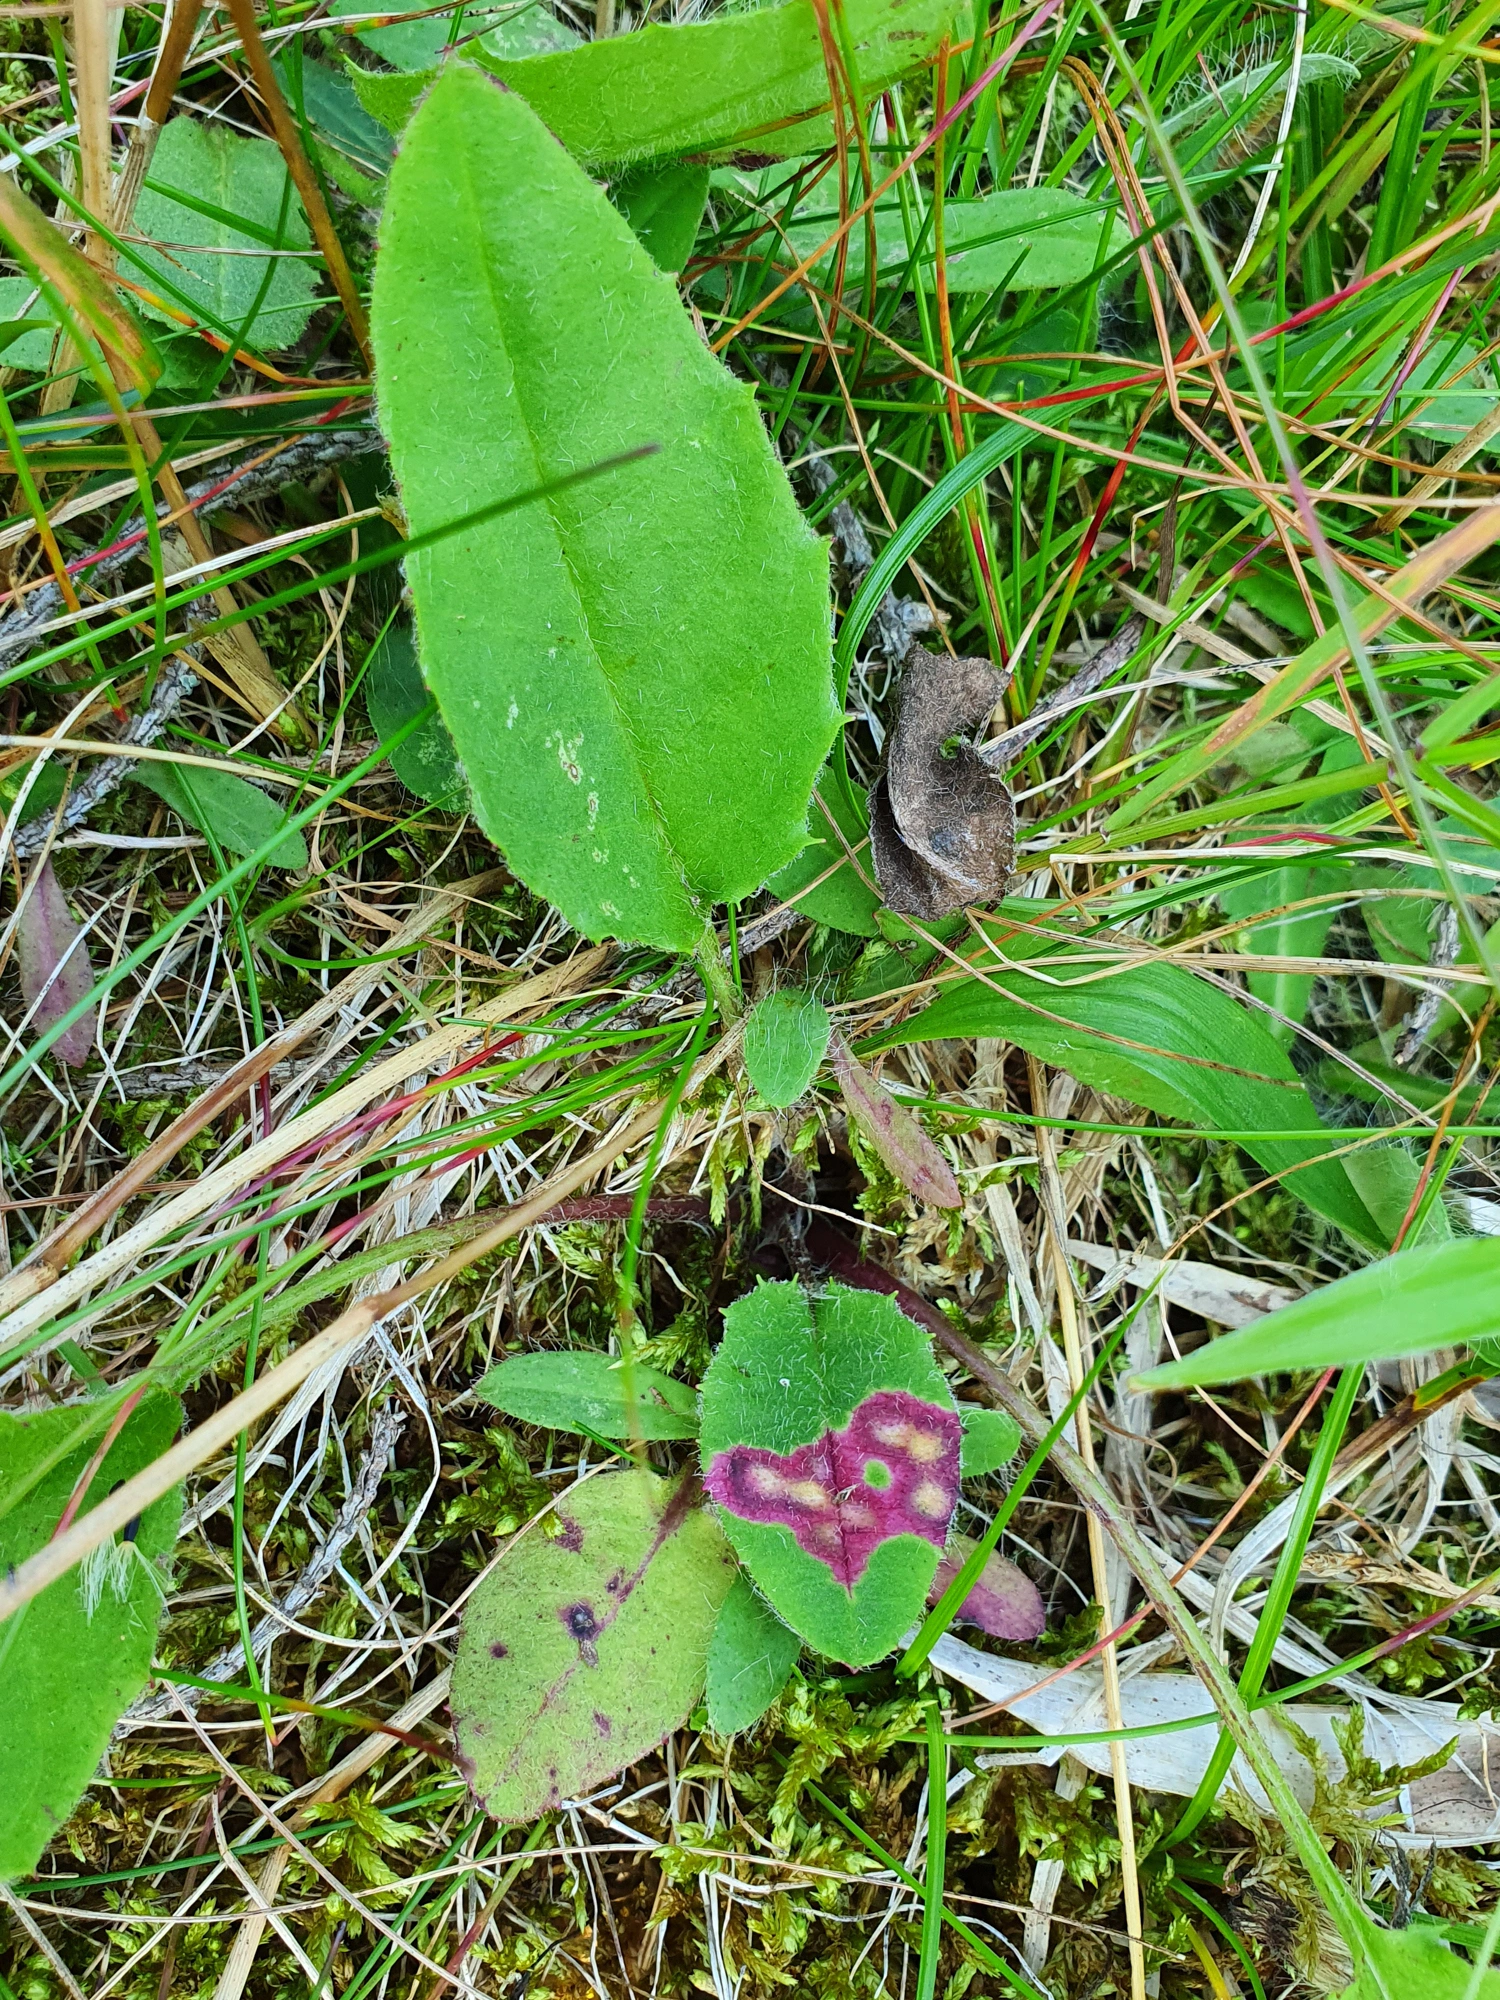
[133,117,319,348]
[700,1281,960,1664]
[743,989,832,1108]
[135,763,308,870]
[830,1033,961,1209]
[705,1574,800,1735]
[471,0,964,166]
[332,0,578,70]
[452,1470,737,1821]
[608,162,710,273]
[930,1534,1044,1639]
[364,623,466,807]
[372,70,837,950]
[473,1350,699,1441]
[16,859,97,1067]
[1135,1238,1500,1390]
[0,1392,182,1879]
[958,1405,1022,1477]
[880,955,1383,1247]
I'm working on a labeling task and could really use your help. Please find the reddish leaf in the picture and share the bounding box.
[16,859,96,1066]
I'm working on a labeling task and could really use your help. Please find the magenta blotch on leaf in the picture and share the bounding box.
[704,1387,961,1588]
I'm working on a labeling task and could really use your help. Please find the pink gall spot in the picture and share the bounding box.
[703,1389,960,1589]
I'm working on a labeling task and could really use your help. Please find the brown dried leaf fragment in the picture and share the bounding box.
[870,647,1014,919]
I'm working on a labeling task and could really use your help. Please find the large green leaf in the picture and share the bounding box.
[471,0,964,166]
[451,1470,737,1821]
[132,117,319,347]
[699,1281,961,1665]
[1136,1238,1500,1390]
[878,955,1384,1247]
[371,70,837,951]
[0,1392,182,1879]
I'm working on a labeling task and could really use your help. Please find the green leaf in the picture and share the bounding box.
[371,69,837,951]
[1342,1918,1500,2000]
[743,988,832,1108]
[958,1405,1021,1478]
[766,764,881,936]
[346,62,431,136]
[470,0,965,167]
[135,762,308,869]
[705,1574,800,1735]
[275,51,395,179]
[132,117,319,347]
[608,162,709,273]
[879,954,1384,1248]
[473,1350,699,1441]
[0,1392,183,1879]
[790,188,1129,294]
[0,276,59,372]
[699,1280,961,1665]
[1135,1238,1500,1391]
[451,1469,737,1821]
[364,623,466,807]
[331,0,578,70]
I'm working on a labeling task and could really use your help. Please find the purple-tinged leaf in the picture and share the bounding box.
[699,1281,962,1664]
[16,859,96,1066]
[828,1032,960,1209]
[928,1534,1045,1640]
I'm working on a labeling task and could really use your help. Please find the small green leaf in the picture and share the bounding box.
[743,989,832,1108]
[452,1469,737,1821]
[608,162,709,273]
[0,277,59,371]
[706,1574,800,1735]
[958,1406,1021,1477]
[0,1392,183,1879]
[1341,1923,1500,2000]
[473,1350,699,1441]
[790,188,1129,294]
[766,764,881,937]
[371,69,837,950]
[133,118,319,347]
[1135,1238,1500,1391]
[364,623,466,807]
[135,762,308,869]
[346,62,431,135]
[699,1281,960,1665]
[275,51,395,179]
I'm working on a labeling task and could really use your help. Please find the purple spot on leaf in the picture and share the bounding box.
[593,1710,612,1737]
[703,1389,961,1588]
[555,1516,584,1553]
[489,1641,509,1659]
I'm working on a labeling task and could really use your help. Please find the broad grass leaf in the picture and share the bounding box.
[372,71,837,951]
[474,1350,699,1441]
[743,989,831,1108]
[791,188,1129,294]
[331,0,577,69]
[135,763,307,869]
[470,0,964,166]
[705,1575,800,1735]
[878,958,1384,1247]
[451,1470,736,1821]
[1135,1238,1500,1391]
[958,1405,1021,1477]
[766,764,881,937]
[0,175,159,393]
[608,162,709,272]
[699,1281,961,1665]
[364,623,466,807]
[1221,860,1339,1041]
[0,1392,182,1879]
[133,118,319,348]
